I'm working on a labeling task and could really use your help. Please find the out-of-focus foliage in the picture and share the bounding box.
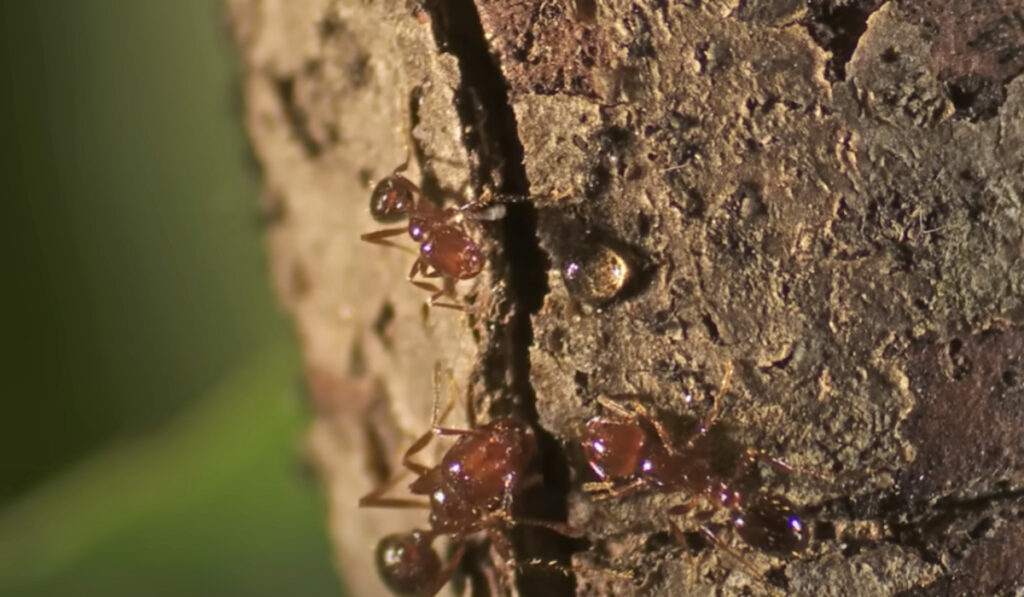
[0,347,339,597]
[0,1,340,595]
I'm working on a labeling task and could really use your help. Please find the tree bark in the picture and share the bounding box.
[229,0,1024,595]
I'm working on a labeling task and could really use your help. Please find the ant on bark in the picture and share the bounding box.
[359,366,581,596]
[577,365,813,585]
[361,154,510,311]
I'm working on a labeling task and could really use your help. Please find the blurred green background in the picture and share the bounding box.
[0,2,340,595]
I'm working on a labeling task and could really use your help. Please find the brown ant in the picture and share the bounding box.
[359,366,579,595]
[361,158,508,311]
[577,366,811,583]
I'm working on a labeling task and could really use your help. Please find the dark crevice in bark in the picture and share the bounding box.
[803,1,884,82]
[272,75,323,157]
[421,1,574,594]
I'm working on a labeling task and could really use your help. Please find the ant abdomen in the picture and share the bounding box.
[375,530,442,596]
[419,226,485,280]
[731,494,809,554]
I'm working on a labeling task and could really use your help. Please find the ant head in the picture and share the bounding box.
[375,530,441,596]
[440,418,536,512]
[369,175,418,223]
[731,494,809,555]
[581,416,647,481]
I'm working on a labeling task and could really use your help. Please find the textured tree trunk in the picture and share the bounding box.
[229,1,1024,595]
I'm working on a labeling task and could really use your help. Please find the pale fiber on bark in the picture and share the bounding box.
[230,0,1024,595]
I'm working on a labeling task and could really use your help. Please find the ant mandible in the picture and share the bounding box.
[361,156,506,311]
[577,365,810,580]
[359,366,576,596]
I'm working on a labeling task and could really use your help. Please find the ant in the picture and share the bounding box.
[577,366,811,584]
[359,366,579,595]
[361,156,508,311]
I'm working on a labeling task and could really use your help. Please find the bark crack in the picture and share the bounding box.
[420,1,573,594]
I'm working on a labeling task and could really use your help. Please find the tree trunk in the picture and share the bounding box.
[228,0,1024,595]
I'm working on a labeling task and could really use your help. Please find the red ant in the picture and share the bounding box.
[359,367,581,595]
[361,158,507,311]
[577,366,810,584]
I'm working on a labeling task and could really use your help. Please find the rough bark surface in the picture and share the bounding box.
[229,1,1024,596]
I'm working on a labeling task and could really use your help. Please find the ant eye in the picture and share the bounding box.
[562,241,634,305]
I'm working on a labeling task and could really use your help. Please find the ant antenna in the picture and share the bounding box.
[700,361,733,433]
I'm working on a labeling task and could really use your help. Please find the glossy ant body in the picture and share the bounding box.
[361,161,506,310]
[578,368,809,580]
[360,368,575,596]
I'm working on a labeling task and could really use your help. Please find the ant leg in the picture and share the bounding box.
[433,427,482,438]
[596,395,674,452]
[392,86,419,175]
[601,395,679,456]
[400,429,439,476]
[595,395,641,420]
[480,564,505,597]
[665,496,700,520]
[361,228,417,256]
[666,502,779,594]
[509,517,585,539]
[446,365,475,428]
[359,427,438,508]
[488,528,633,584]
[407,256,426,280]
[696,524,781,596]
[358,469,430,509]
[665,497,703,551]
[627,400,680,454]
[667,516,691,550]
[361,227,409,244]
[426,541,467,597]
[411,281,467,311]
[430,362,458,428]
[487,529,520,591]
[396,373,463,477]
[360,375,462,509]
[408,261,467,311]
[427,365,478,438]
[358,493,430,509]
[428,365,483,437]
[745,448,833,481]
[582,478,646,500]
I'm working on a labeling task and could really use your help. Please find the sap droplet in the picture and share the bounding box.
[561,242,633,305]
